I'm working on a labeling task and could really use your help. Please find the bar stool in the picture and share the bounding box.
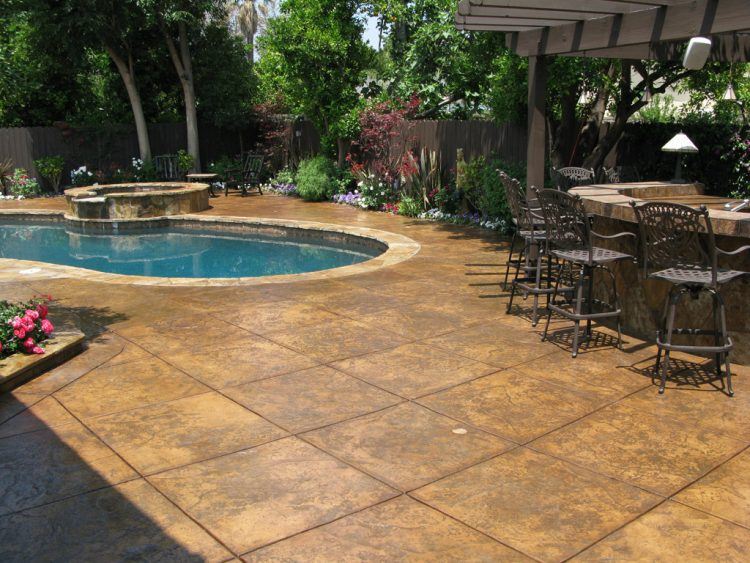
[535,188,636,357]
[631,202,750,396]
[499,172,553,326]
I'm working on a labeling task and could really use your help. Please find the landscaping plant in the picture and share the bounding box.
[296,156,336,201]
[33,155,65,193]
[0,297,54,358]
[70,165,95,186]
[0,158,13,195]
[8,168,41,197]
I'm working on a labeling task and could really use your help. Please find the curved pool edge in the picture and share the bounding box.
[0,210,421,287]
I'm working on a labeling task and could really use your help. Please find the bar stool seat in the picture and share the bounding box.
[651,267,746,286]
[553,247,632,265]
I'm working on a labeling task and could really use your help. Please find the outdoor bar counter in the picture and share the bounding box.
[570,182,750,365]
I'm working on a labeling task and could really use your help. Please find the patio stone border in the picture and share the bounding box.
[0,210,421,287]
[0,330,85,393]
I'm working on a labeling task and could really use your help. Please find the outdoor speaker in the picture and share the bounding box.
[682,37,712,70]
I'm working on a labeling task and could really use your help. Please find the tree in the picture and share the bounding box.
[371,0,506,119]
[489,53,697,171]
[225,0,277,61]
[257,0,372,167]
[140,0,226,171]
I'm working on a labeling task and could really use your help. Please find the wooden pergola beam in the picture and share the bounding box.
[513,0,750,56]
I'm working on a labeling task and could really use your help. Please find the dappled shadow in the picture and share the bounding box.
[627,356,733,395]
[541,325,623,355]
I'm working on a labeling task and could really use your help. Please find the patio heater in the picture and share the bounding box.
[662,132,698,183]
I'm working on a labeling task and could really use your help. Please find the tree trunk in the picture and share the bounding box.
[163,20,200,172]
[106,46,151,161]
[336,138,347,168]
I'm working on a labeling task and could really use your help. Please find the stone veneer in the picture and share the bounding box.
[65,182,210,220]
[570,183,750,365]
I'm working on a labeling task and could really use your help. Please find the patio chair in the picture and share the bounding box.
[631,201,750,396]
[535,188,636,357]
[154,154,181,181]
[499,171,556,326]
[224,153,264,196]
[603,165,641,184]
[551,166,596,191]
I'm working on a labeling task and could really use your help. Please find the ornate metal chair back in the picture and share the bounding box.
[631,201,718,287]
[498,170,534,232]
[534,188,592,257]
[552,167,595,190]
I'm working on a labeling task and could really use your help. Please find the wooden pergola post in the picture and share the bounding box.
[526,55,546,189]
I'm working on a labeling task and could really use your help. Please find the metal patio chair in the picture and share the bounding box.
[535,188,636,357]
[499,171,555,326]
[154,154,181,181]
[551,166,596,191]
[631,201,750,395]
[224,153,264,196]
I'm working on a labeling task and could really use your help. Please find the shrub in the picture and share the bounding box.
[131,158,157,182]
[0,158,13,195]
[0,297,54,358]
[296,156,336,201]
[398,196,421,217]
[177,149,195,175]
[723,132,750,198]
[8,168,40,197]
[70,165,95,186]
[33,156,65,193]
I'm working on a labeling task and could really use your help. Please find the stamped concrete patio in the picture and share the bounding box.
[1,195,749,561]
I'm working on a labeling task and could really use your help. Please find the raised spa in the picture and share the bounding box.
[0,220,384,278]
[65,182,210,220]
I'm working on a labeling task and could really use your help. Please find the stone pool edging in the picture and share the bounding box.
[0,210,421,287]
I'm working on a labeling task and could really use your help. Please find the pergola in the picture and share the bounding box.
[455,0,750,187]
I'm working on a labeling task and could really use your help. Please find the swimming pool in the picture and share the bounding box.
[0,221,383,278]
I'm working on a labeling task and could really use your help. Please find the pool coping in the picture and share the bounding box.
[0,210,421,287]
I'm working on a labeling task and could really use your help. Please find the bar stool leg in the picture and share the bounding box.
[572,265,585,358]
[716,292,734,397]
[531,240,543,326]
[608,267,623,349]
[542,262,564,342]
[503,231,518,290]
[506,237,529,314]
[660,289,680,394]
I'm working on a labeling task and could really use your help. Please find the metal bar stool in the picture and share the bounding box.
[631,201,750,396]
[499,172,555,326]
[535,188,636,357]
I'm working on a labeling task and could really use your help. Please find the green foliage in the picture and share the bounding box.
[398,196,421,217]
[257,0,372,146]
[296,156,336,201]
[8,168,40,197]
[723,132,750,198]
[270,166,296,185]
[33,155,65,193]
[375,0,506,118]
[635,95,679,124]
[176,149,195,174]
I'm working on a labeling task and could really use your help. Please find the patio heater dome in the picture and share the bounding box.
[662,132,698,184]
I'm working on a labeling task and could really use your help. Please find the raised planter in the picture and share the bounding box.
[0,330,85,393]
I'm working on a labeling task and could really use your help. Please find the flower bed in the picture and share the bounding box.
[1,297,55,357]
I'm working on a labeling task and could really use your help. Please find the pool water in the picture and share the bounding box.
[0,222,382,278]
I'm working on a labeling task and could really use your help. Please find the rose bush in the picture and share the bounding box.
[0,297,54,358]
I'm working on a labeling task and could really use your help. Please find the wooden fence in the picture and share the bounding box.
[0,118,527,183]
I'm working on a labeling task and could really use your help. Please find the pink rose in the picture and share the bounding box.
[32,346,44,355]
[10,316,22,329]
[13,328,26,339]
[41,319,54,335]
[25,309,39,320]
[22,317,35,331]
[0,342,3,353]
[23,337,35,351]
[37,304,48,319]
